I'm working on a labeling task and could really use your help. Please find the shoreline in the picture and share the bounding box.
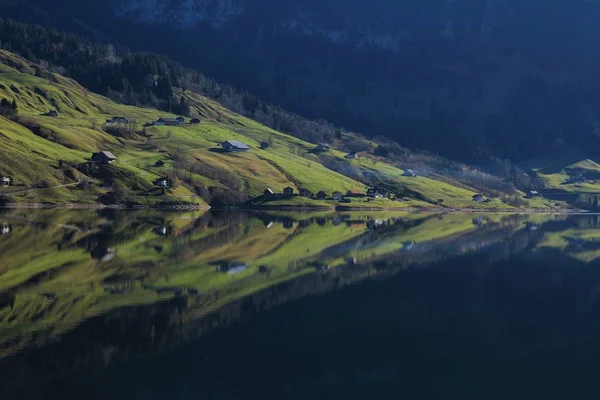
[0,202,586,214]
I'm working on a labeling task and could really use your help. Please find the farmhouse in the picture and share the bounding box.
[264,188,275,198]
[299,188,313,198]
[314,143,331,152]
[260,141,270,150]
[332,191,343,201]
[283,187,294,196]
[1,176,12,186]
[403,169,417,177]
[316,191,327,200]
[345,152,358,159]
[155,117,185,126]
[222,140,250,152]
[527,190,540,199]
[346,189,366,198]
[105,116,129,125]
[91,151,117,165]
[473,194,484,203]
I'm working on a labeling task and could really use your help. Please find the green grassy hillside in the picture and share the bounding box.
[0,49,552,210]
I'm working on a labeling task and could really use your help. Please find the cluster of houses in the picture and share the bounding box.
[143,117,201,127]
[473,190,540,203]
[263,186,390,202]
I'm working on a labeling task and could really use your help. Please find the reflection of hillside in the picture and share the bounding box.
[0,211,553,388]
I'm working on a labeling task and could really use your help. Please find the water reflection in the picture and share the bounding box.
[2,210,600,398]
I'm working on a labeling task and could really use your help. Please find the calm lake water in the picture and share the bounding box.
[2,210,600,399]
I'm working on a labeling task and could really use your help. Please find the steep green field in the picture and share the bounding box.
[536,159,600,195]
[0,49,553,210]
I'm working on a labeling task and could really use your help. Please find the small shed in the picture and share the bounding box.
[154,177,171,188]
[91,151,117,165]
[222,140,250,152]
[154,160,165,167]
[190,118,200,125]
[316,191,328,200]
[527,190,540,199]
[332,191,343,201]
[283,187,294,196]
[473,194,484,203]
[403,169,417,177]
[264,188,275,198]
[345,152,357,159]
[260,141,270,150]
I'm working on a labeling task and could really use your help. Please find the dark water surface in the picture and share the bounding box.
[2,210,600,399]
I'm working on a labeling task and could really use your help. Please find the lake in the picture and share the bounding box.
[1,210,600,399]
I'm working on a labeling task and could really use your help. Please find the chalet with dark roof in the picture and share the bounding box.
[283,187,294,196]
[105,116,129,125]
[222,140,250,152]
[155,117,185,126]
[91,151,117,165]
[316,191,328,200]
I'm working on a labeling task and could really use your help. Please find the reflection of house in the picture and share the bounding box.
[472,217,484,226]
[402,241,416,250]
[1,176,12,186]
[91,247,116,262]
[154,177,172,188]
[332,191,343,201]
[346,189,365,198]
[218,262,248,275]
[283,187,294,196]
[316,191,327,200]
[403,169,417,177]
[222,140,250,152]
[1,223,11,235]
[91,151,117,165]
[154,226,171,236]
